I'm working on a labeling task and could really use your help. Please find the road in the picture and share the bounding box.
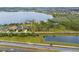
[1,32,79,34]
[0,41,79,52]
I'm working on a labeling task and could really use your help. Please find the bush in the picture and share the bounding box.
[0,32,39,37]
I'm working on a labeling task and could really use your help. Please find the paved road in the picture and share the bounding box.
[0,41,79,52]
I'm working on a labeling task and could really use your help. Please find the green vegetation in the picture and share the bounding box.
[0,36,43,43]
[18,13,79,32]
[33,13,79,32]
[0,11,79,47]
[0,32,44,43]
[49,50,61,52]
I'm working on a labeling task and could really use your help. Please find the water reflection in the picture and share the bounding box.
[44,36,79,44]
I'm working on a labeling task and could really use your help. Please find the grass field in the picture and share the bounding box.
[0,36,43,43]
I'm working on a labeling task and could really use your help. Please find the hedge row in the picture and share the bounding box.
[0,33,39,37]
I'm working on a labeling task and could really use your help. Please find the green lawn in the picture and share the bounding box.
[49,50,61,52]
[0,36,44,43]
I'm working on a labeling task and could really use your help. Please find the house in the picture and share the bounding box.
[0,26,8,32]
[8,25,32,32]
[17,26,32,32]
[8,25,17,31]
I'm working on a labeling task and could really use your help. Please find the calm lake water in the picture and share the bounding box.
[0,12,53,24]
[44,36,79,44]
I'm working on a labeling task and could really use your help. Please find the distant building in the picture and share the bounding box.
[8,25,32,32]
[8,25,17,31]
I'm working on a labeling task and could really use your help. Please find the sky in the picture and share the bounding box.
[0,0,78,7]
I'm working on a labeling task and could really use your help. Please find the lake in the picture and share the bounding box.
[44,36,79,44]
[0,12,53,24]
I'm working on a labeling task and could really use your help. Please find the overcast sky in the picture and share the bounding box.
[0,0,78,7]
